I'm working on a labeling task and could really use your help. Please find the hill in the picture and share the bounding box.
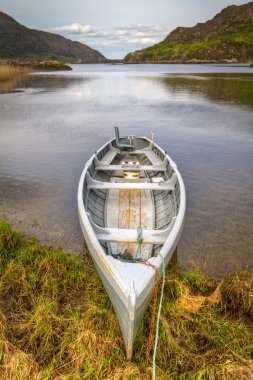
[0,12,107,63]
[125,2,253,63]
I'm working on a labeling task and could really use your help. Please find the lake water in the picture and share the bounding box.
[0,64,253,277]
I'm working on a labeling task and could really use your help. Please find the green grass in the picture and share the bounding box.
[24,52,79,63]
[1,53,79,64]
[3,52,102,64]
[27,60,72,71]
[0,221,252,379]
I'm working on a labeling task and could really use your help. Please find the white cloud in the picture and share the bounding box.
[52,23,96,34]
[51,23,168,45]
[126,37,160,45]
[50,23,170,58]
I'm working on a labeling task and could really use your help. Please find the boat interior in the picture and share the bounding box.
[83,128,181,261]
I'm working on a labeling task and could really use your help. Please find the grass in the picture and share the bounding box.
[0,61,71,85]
[0,221,252,379]
[0,64,29,82]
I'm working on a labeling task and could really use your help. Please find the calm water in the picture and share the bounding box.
[0,64,253,277]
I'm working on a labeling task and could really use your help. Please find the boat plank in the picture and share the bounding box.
[129,189,141,254]
[106,189,119,255]
[140,190,153,259]
[118,190,130,254]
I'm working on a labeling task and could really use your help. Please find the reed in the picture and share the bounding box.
[0,64,28,82]
[0,221,252,379]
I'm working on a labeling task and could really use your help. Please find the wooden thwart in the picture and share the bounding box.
[95,164,167,172]
[87,173,177,191]
[96,228,167,244]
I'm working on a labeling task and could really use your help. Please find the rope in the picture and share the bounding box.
[135,226,143,259]
[139,254,165,379]
[138,260,159,368]
[115,226,144,262]
[152,253,165,380]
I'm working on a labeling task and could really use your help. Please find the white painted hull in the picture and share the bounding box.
[78,136,186,358]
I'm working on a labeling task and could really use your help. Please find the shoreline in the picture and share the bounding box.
[0,61,72,83]
[122,60,253,65]
[7,60,72,72]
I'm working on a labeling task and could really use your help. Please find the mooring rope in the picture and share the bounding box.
[152,253,165,380]
[139,260,159,368]
[139,253,165,379]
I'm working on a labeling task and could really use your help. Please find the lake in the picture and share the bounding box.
[0,63,253,277]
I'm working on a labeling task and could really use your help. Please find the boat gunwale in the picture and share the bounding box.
[77,138,131,300]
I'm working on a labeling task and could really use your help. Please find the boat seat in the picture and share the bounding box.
[87,173,177,191]
[94,162,167,172]
[97,150,118,166]
[97,229,167,244]
[86,215,177,245]
[144,150,163,165]
[114,127,134,150]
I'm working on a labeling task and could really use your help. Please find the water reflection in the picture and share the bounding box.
[0,73,91,94]
[22,73,92,92]
[159,73,253,109]
[0,76,24,94]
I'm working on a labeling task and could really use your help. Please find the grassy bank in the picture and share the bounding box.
[0,221,252,379]
[0,61,71,83]
[9,60,72,71]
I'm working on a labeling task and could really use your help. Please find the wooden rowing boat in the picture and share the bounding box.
[77,128,186,358]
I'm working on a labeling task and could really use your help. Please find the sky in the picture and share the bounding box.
[0,0,249,58]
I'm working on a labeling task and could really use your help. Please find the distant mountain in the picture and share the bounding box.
[0,12,107,63]
[125,2,253,63]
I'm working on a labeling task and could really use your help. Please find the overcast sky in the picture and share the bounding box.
[0,0,249,58]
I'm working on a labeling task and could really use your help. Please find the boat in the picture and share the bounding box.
[77,127,186,359]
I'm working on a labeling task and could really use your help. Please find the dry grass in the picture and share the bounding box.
[221,271,253,319]
[0,64,29,82]
[0,221,252,379]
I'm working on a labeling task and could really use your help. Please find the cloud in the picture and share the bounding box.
[51,23,168,47]
[52,23,96,34]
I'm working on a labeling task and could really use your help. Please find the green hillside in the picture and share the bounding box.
[125,2,253,63]
[0,12,107,63]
